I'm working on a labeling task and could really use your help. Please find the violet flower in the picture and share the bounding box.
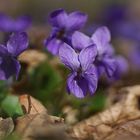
[0,32,29,80]
[130,45,140,69]
[100,4,140,42]
[0,13,31,32]
[44,9,87,55]
[59,32,98,98]
[91,26,117,77]
[113,56,128,79]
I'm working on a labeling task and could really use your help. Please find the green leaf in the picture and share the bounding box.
[29,62,62,102]
[89,92,106,112]
[0,81,8,102]
[1,95,24,118]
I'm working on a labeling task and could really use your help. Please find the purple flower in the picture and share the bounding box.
[44,9,88,55]
[130,45,140,69]
[113,56,128,79]
[91,26,117,77]
[0,13,31,32]
[59,32,98,98]
[0,32,29,80]
[100,4,140,42]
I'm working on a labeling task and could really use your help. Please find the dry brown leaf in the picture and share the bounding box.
[19,94,47,115]
[16,95,66,140]
[15,113,66,140]
[0,118,14,139]
[62,106,78,125]
[105,119,140,140]
[18,50,47,71]
[70,85,140,140]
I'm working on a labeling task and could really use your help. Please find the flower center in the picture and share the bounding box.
[56,29,65,39]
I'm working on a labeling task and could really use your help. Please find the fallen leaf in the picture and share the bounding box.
[17,95,65,140]
[19,94,47,115]
[18,50,47,71]
[70,85,140,140]
[15,113,66,140]
[0,118,14,139]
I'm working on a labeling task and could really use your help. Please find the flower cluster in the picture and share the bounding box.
[45,9,128,98]
[0,9,128,98]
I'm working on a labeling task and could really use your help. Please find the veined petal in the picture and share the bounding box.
[66,11,88,31]
[72,31,93,50]
[84,65,98,94]
[67,72,88,98]
[79,45,97,71]
[7,32,29,57]
[59,43,80,71]
[91,26,111,54]
[49,9,68,28]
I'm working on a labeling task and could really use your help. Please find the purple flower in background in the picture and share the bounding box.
[44,9,88,55]
[114,21,140,42]
[130,45,140,68]
[0,32,29,80]
[102,4,126,26]
[0,13,31,32]
[91,26,117,77]
[100,4,140,42]
[59,32,98,98]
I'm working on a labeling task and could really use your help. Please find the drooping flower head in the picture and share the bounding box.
[0,13,31,32]
[44,9,88,55]
[59,31,98,98]
[91,26,128,79]
[91,26,117,77]
[0,32,29,80]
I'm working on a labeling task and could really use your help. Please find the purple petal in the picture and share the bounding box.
[7,32,29,57]
[59,43,80,71]
[105,44,115,55]
[79,45,97,71]
[14,16,31,32]
[49,9,68,28]
[0,45,7,66]
[72,31,93,50]
[102,56,117,77]
[0,14,31,32]
[67,72,88,98]
[0,14,14,32]
[130,46,140,68]
[0,45,9,56]
[91,26,111,54]
[84,65,98,94]
[114,56,128,79]
[0,57,21,80]
[66,11,88,31]
[45,38,62,55]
